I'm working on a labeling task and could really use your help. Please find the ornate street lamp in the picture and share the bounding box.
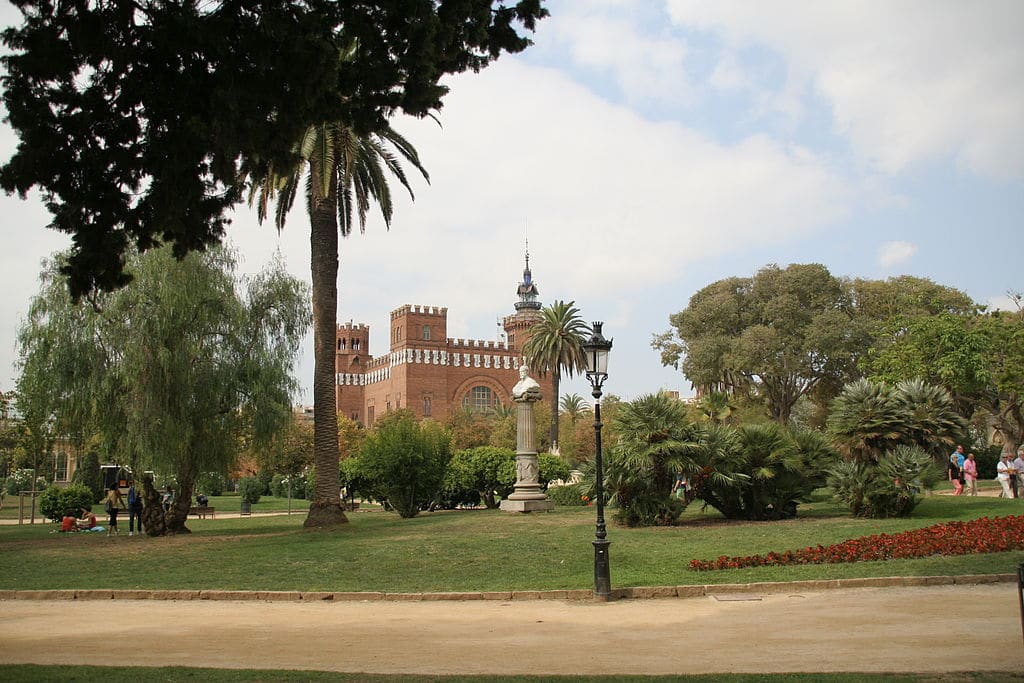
[582,321,613,599]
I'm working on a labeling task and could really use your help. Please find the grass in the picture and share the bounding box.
[2,492,1023,592]
[0,666,1020,683]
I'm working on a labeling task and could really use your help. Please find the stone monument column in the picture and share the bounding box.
[501,364,555,513]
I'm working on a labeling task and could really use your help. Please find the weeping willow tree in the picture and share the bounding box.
[17,246,310,535]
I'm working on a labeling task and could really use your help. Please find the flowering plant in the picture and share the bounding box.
[689,515,1024,571]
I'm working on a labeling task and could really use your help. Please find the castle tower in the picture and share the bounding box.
[389,305,448,352]
[503,248,544,352]
[336,322,370,422]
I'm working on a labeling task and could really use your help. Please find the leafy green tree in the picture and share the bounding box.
[70,446,104,504]
[850,276,976,321]
[17,246,309,535]
[523,301,590,450]
[863,310,1024,452]
[3,1,547,531]
[348,410,452,518]
[255,414,314,481]
[446,406,495,451]
[654,264,865,424]
[1,1,547,297]
[442,446,516,509]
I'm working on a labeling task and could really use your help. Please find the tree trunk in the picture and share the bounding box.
[305,158,348,528]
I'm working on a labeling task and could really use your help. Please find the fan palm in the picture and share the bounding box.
[522,301,589,451]
[247,121,428,527]
[559,393,590,426]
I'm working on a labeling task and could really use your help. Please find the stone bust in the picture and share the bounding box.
[512,363,542,401]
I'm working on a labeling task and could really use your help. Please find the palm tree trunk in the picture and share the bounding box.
[550,372,560,452]
[304,158,348,528]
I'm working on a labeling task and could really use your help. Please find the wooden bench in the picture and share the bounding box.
[188,506,215,519]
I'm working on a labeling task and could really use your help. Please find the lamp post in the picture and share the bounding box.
[582,321,613,599]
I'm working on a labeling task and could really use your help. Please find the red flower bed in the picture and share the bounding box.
[688,515,1024,571]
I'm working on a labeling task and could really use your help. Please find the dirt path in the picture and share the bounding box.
[2,584,1023,675]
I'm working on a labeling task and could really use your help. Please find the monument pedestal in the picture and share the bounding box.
[499,497,555,513]
[501,365,555,513]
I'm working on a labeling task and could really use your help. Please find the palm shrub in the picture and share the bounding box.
[348,410,452,518]
[827,378,961,517]
[602,393,699,527]
[38,483,94,521]
[699,424,834,521]
[829,445,940,517]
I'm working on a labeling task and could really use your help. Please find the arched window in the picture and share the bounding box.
[462,385,495,412]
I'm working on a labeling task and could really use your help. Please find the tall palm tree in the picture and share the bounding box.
[248,121,428,527]
[522,301,589,451]
[559,393,590,426]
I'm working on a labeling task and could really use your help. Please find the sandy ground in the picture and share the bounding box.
[2,584,1023,676]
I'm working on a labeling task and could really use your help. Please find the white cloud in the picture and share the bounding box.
[541,3,692,107]
[877,240,918,268]
[666,0,1024,180]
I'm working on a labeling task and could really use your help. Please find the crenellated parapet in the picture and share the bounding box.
[446,338,509,351]
[391,304,448,319]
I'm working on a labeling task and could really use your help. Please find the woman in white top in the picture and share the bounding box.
[996,454,1014,499]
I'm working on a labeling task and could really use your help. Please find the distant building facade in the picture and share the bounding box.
[335,256,554,425]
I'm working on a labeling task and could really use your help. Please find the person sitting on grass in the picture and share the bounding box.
[59,509,78,533]
[77,507,98,530]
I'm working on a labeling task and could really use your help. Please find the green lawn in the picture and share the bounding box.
[2,492,1023,592]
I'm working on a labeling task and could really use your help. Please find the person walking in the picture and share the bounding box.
[997,454,1014,499]
[104,485,126,536]
[1014,450,1024,499]
[948,454,964,496]
[127,484,144,537]
[963,452,979,496]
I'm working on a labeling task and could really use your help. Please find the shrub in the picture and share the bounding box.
[829,445,940,518]
[538,452,571,488]
[237,477,263,505]
[38,484,95,522]
[975,445,1001,480]
[699,424,834,521]
[547,483,589,506]
[5,469,46,496]
[441,446,515,509]
[196,472,227,497]
[349,409,452,518]
[601,393,702,527]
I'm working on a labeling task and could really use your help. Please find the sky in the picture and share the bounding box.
[1,1,1022,406]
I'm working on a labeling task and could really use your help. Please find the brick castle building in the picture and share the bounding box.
[335,255,555,425]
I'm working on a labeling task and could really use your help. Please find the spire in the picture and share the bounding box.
[515,242,540,312]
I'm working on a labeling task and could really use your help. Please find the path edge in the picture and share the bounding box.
[0,573,1014,603]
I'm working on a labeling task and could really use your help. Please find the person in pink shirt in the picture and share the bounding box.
[962,452,979,496]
